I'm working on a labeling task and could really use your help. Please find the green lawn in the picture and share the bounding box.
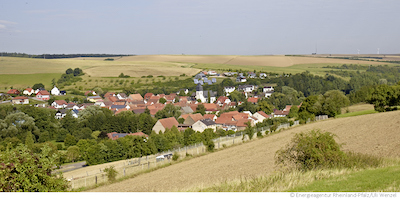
[289,164,400,192]
[336,109,378,118]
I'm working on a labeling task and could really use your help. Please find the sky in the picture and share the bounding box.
[1,0,400,55]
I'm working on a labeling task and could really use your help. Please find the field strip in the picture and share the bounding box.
[88,111,400,192]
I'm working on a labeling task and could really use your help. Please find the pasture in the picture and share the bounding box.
[88,110,400,192]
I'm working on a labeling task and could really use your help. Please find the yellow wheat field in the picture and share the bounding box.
[88,110,400,192]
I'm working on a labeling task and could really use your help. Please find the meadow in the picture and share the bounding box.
[87,110,400,192]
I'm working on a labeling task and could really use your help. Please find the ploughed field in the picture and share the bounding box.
[89,110,400,192]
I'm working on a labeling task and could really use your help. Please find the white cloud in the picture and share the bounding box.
[0,20,17,25]
[0,24,6,29]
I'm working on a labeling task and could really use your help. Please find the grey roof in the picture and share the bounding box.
[181,106,194,114]
[111,105,127,109]
[132,108,146,114]
[200,118,216,126]
[72,109,79,114]
[196,83,203,91]
[203,90,216,98]
[112,133,130,138]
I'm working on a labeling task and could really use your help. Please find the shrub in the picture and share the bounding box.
[172,152,180,161]
[104,166,118,182]
[275,129,347,171]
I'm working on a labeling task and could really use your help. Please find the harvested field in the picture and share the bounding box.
[119,55,387,67]
[89,111,400,192]
[83,62,199,77]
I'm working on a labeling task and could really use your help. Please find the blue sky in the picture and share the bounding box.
[1,0,399,55]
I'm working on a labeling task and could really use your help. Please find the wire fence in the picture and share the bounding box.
[67,118,327,190]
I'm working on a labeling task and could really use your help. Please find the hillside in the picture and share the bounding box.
[89,110,400,192]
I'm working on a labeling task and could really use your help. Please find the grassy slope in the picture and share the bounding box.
[0,73,61,91]
[88,110,400,192]
[289,164,400,192]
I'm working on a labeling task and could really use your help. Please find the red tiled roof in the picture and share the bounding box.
[216,96,229,104]
[180,114,190,120]
[54,100,68,105]
[25,88,33,92]
[129,94,143,101]
[203,114,216,120]
[274,110,289,116]
[188,113,204,123]
[247,97,258,104]
[13,96,28,100]
[256,111,270,118]
[36,90,50,95]
[158,117,179,129]
[203,103,218,111]
[144,93,154,100]
[7,89,20,94]
[104,92,115,98]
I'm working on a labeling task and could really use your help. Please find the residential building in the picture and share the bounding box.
[223,86,235,96]
[238,85,256,93]
[51,100,68,109]
[7,89,20,95]
[152,117,179,134]
[12,96,29,104]
[192,119,217,132]
[36,90,50,100]
[51,86,60,95]
[23,88,34,96]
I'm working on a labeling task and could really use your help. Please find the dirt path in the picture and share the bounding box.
[89,111,400,192]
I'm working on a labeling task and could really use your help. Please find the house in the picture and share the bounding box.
[66,102,77,109]
[224,86,235,96]
[51,86,60,95]
[207,71,217,76]
[36,90,50,100]
[253,111,270,122]
[94,100,106,107]
[117,93,128,100]
[216,96,231,106]
[203,103,219,113]
[55,109,68,119]
[259,73,267,79]
[236,76,247,82]
[152,117,179,134]
[12,96,29,104]
[34,87,46,94]
[7,89,20,95]
[192,119,217,132]
[263,86,274,93]
[273,110,289,117]
[84,90,97,96]
[60,90,66,95]
[23,88,34,96]
[144,93,154,100]
[247,72,256,78]
[238,85,255,93]
[104,92,116,98]
[247,97,258,104]
[71,109,79,118]
[87,96,103,103]
[181,106,194,114]
[129,94,144,102]
[111,104,130,111]
[203,114,217,121]
[183,113,204,125]
[51,100,68,109]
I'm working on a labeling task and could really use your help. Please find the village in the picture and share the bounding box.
[0,70,299,140]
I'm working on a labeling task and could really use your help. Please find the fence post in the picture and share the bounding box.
[86,171,89,176]
[148,162,150,169]
[85,178,86,187]
[124,168,126,176]
[95,176,97,185]
[72,179,74,189]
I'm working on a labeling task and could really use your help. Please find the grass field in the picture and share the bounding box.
[0,73,61,90]
[87,110,400,192]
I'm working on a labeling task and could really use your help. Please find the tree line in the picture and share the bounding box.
[0,52,132,59]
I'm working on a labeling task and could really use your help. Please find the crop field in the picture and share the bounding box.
[88,110,400,192]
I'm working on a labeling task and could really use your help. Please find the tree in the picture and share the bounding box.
[287,106,299,118]
[25,131,34,149]
[367,85,400,112]
[66,146,80,163]
[257,99,274,114]
[244,121,255,140]
[73,68,83,76]
[66,68,73,75]
[32,83,45,90]
[0,144,69,191]
[195,104,206,115]
[322,90,350,117]
[159,97,167,104]
[64,134,77,148]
